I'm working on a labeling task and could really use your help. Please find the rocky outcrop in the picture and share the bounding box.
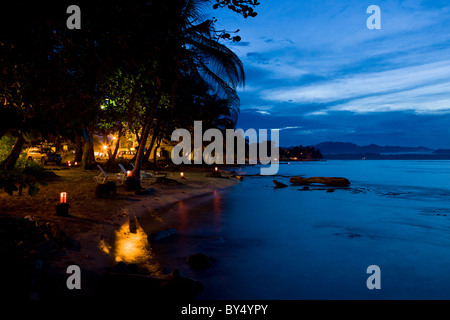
[289,176,350,187]
[273,180,288,188]
[186,253,212,270]
[147,228,179,243]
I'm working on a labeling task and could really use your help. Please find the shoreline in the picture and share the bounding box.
[0,165,240,299]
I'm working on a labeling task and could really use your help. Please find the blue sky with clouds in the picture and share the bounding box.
[208,0,450,148]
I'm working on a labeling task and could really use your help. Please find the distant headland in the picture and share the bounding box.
[310,142,450,160]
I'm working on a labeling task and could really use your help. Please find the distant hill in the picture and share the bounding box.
[314,142,433,155]
[433,149,450,155]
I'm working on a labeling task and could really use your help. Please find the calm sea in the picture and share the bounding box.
[144,160,450,299]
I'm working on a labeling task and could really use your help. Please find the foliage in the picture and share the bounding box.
[0,136,46,196]
[0,136,15,159]
[0,0,254,174]
[212,0,260,18]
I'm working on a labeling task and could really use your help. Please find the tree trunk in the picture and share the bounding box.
[134,128,141,146]
[1,132,24,170]
[143,123,159,163]
[55,136,62,153]
[132,80,162,181]
[130,128,141,163]
[81,128,96,169]
[132,119,151,181]
[104,131,113,160]
[111,128,122,161]
[74,130,83,163]
[153,138,162,169]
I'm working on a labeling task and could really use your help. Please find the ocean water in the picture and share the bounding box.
[143,160,450,300]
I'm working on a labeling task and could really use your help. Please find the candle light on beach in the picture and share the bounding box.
[60,192,67,204]
[74,162,78,166]
[127,170,132,177]
[57,192,69,216]
[180,172,184,178]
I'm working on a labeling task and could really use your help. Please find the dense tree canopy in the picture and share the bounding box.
[0,0,259,194]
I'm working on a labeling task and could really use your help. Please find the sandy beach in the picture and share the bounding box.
[0,164,239,299]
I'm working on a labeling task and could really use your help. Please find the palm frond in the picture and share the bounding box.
[181,0,211,24]
[188,38,245,88]
[198,60,240,110]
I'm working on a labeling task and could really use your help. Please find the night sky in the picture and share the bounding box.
[211,0,450,148]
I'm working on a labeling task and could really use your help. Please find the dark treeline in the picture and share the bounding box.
[279,145,323,161]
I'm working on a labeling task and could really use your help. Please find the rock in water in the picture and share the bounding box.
[273,180,288,188]
[186,253,211,270]
[147,228,178,243]
[289,176,350,187]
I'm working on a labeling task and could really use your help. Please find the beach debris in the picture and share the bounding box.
[186,253,212,270]
[147,228,179,243]
[95,181,117,198]
[273,180,288,188]
[290,176,350,187]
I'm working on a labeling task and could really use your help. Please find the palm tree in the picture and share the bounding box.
[131,0,245,181]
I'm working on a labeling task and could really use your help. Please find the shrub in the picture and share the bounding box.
[0,136,46,196]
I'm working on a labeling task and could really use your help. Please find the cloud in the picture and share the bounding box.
[246,52,273,64]
[229,41,251,47]
[261,60,450,114]
[212,0,450,148]
[273,125,303,131]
